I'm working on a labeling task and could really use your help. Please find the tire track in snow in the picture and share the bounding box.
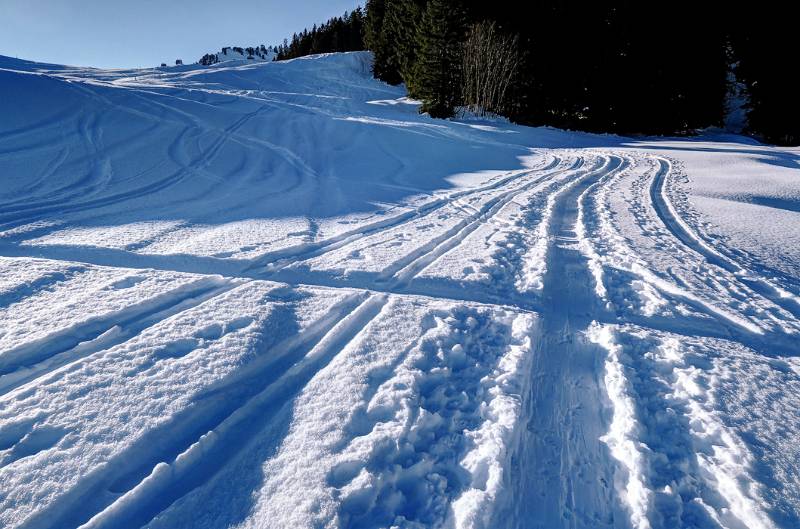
[0,98,170,216]
[259,158,586,309]
[577,153,799,355]
[263,158,583,296]
[406,154,598,308]
[0,276,240,398]
[0,101,266,231]
[0,237,540,314]
[0,113,110,213]
[558,152,788,528]
[0,157,561,285]
[383,157,589,291]
[16,292,386,529]
[589,324,779,529]
[650,157,800,323]
[0,72,225,217]
[494,154,626,529]
[252,155,566,275]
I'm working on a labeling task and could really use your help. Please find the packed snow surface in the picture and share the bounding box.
[1,51,799,529]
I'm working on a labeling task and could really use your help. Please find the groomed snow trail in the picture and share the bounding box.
[1,52,799,529]
[494,155,625,528]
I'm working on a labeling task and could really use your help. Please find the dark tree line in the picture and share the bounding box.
[365,0,799,145]
[196,2,797,145]
[727,10,798,145]
[274,9,366,61]
[196,10,366,66]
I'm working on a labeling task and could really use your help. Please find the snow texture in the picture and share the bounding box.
[1,51,799,529]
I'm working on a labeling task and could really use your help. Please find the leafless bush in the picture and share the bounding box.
[461,21,521,117]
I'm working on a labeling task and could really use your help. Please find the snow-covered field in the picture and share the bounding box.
[1,51,799,529]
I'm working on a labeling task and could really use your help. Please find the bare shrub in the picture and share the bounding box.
[461,21,521,117]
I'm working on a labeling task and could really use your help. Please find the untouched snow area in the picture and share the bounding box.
[1,51,799,529]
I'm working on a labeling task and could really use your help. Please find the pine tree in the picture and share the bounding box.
[365,0,395,82]
[385,0,425,93]
[359,0,745,137]
[365,0,424,87]
[273,10,366,61]
[730,8,799,145]
[413,0,466,117]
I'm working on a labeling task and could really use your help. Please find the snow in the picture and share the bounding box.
[1,51,800,529]
[201,47,276,66]
[590,325,783,529]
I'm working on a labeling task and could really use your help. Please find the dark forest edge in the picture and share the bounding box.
[199,2,798,146]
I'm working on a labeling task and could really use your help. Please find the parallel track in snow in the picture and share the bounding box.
[556,151,790,529]
[0,106,263,230]
[249,155,568,274]
[382,158,589,290]
[494,154,626,528]
[17,294,387,529]
[650,157,800,323]
[0,277,239,398]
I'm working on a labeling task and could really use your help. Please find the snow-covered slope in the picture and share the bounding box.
[1,52,799,529]
[199,46,275,66]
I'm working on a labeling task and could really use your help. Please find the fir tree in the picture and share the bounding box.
[384,0,425,93]
[730,9,799,145]
[366,0,400,84]
[274,9,366,61]
[365,0,424,87]
[413,0,466,117]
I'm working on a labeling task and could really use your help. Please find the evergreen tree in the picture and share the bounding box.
[601,2,727,135]
[365,0,400,82]
[730,9,799,145]
[201,1,793,144]
[274,9,365,61]
[365,0,425,87]
[413,0,466,117]
[384,0,426,93]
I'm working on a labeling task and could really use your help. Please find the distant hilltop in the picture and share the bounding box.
[198,45,276,66]
[192,8,365,67]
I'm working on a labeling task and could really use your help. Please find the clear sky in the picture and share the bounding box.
[0,0,361,69]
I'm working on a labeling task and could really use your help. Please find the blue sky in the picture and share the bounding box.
[0,0,361,68]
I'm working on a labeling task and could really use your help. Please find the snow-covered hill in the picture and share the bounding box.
[1,51,799,529]
[198,45,275,66]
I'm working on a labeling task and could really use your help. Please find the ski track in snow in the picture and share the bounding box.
[1,52,799,529]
